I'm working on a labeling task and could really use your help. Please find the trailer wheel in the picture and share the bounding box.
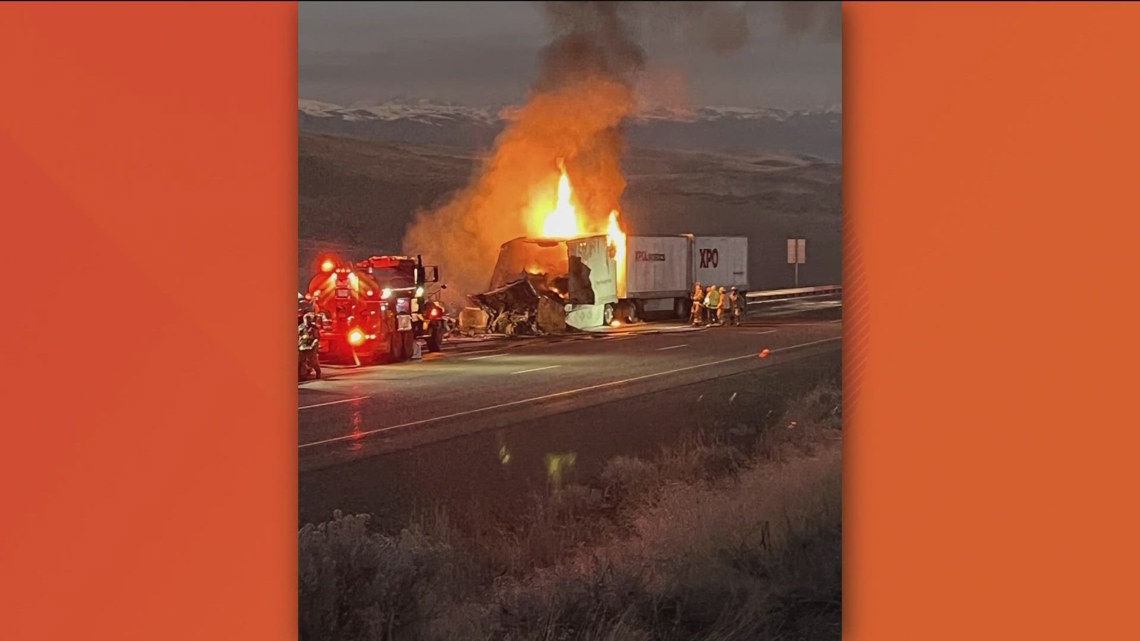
[427,322,444,352]
[603,303,615,326]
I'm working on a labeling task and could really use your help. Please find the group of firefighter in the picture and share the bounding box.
[689,282,743,327]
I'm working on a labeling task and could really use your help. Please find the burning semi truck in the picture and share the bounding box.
[472,232,749,333]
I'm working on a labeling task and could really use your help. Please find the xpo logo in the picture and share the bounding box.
[699,248,719,269]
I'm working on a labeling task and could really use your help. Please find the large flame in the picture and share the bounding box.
[607,210,627,295]
[541,160,583,239]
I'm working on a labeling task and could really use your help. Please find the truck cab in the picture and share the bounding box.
[356,254,447,352]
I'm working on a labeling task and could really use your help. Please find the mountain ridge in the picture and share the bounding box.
[299,98,842,162]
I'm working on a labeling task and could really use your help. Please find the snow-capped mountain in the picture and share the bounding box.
[299,99,842,162]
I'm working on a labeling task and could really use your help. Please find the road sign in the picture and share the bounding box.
[787,238,806,264]
[787,238,806,286]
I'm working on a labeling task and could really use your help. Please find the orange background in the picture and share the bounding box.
[1,2,1137,639]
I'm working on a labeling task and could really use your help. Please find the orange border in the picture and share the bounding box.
[2,2,1140,639]
[0,3,297,640]
[844,3,1140,639]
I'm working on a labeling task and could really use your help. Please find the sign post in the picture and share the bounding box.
[787,238,806,287]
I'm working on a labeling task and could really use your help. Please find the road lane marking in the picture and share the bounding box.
[656,344,689,351]
[510,365,561,375]
[744,330,777,335]
[467,353,507,361]
[298,396,370,411]
[457,349,500,356]
[730,392,738,403]
[298,335,840,449]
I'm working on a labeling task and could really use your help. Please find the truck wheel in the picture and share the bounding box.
[603,303,615,326]
[388,334,403,363]
[402,332,415,361]
[427,322,444,352]
[626,301,641,324]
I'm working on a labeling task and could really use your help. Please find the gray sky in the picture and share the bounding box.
[299,1,841,110]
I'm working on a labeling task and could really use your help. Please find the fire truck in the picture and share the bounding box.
[302,256,417,364]
[355,254,447,352]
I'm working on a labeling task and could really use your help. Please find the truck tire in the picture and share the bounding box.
[387,332,405,363]
[603,303,615,326]
[426,322,444,352]
[402,331,415,361]
[625,301,641,324]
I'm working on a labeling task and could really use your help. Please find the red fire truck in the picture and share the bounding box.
[302,256,417,364]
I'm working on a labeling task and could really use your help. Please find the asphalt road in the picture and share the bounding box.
[299,345,842,529]
[298,297,842,474]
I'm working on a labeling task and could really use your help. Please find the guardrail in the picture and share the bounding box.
[744,285,842,304]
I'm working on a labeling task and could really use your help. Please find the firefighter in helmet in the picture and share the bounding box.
[716,287,728,326]
[690,281,705,326]
[299,312,322,380]
[729,286,743,326]
[705,284,721,325]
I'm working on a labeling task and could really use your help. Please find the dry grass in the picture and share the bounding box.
[300,381,843,641]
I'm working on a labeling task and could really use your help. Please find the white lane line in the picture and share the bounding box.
[467,353,507,361]
[730,392,738,403]
[745,329,778,335]
[299,336,840,449]
[510,365,561,375]
[656,344,689,351]
[298,396,370,411]
[457,348,500,356]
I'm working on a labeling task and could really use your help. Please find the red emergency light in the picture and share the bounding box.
[320,259,335,273]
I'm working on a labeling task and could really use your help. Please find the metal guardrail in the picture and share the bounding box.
[744,285,842,304]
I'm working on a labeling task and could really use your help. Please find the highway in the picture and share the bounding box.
[298,297,842,477]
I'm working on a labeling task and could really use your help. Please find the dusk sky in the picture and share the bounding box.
[299,1,841,111]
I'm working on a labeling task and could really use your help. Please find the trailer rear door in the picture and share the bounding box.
[692,237,749,290]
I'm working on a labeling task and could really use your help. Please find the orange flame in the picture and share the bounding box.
[540,160,583,239]
[607,210,627,296]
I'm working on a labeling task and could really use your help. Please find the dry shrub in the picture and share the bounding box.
[298,510,477,641]
[599,456,658,505]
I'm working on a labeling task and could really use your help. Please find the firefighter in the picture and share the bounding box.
[716,287,728,326]
[690,281,705,326]
[299,312,322,380]
[729,286,743,326]
[705,284,721,325]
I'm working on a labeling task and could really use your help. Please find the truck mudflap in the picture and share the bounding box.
[397,314,413,332]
